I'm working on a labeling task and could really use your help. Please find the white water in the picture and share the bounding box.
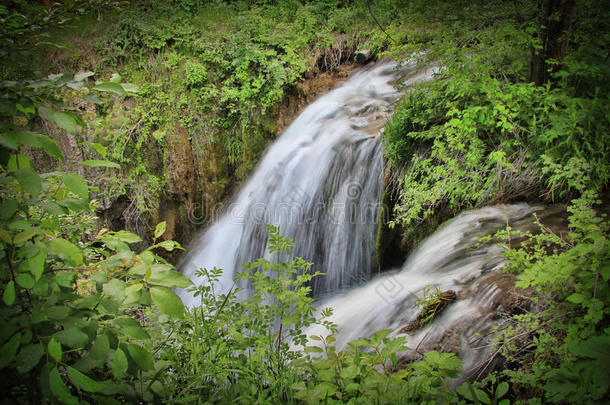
[303,204,541,380]
[179,61,438,304]
[179,60,549,379]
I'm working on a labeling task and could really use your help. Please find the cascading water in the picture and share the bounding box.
[178,59,559,380]
[179,61,437,304]
[302,204,558,381]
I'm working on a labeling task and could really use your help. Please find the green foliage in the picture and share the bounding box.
[0,69,190,403]
[163,225,329,402]
[161,227,469,404]
[405,286,456,331]
[383,0,610,227]
[184,60,207,88]
[491,192,610,403]
[294,331,462,404]
[63,0,391,190]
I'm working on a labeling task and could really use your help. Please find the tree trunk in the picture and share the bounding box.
[529,0,576,86]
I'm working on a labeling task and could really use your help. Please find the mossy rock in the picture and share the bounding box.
[400,290,457,333]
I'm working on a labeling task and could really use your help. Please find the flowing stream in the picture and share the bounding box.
[179,60,555,378]
[302,203,552,382]
[179,61,437,304]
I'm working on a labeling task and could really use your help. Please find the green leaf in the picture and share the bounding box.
[123,326,150,341]
[48,338,62,362]
[121,83,140,93]
[74,71,94,82]
[8,153,32,171]
[16,242,39,258]
[567,293,584,304]
[111,348,128,379]
[58,198,89,212]
[29,248,47,281]
[14,130,41,147]
[154,221,166,240]
[83,94,103,104]
[75,295,99,309]
[0,199,17,220]
[115,231,142,243]
[599,264,610,282]
[126,343,154,371]
[103,279,126,303]
[17,242,40,259]
[49,238,83,266]
[32,279,49,296]
[38,135,63,160]
[496,381,509,398]
[3,280,15,306]
[48,72,73,84]
[305,346,324,354]
[0,132,18,150]
[53,328,90,349]
[109,73,122,83]
[55,271,75,287]
[67,365,104,392]
[8,220,30,231]
[84,142,107,158]
[139,251,154,265]
[16,103,35,116]
[156,240,182,251]
[45,306,72,320]
[40,362,54,400]
[82,160,120,169]
[16,167,42,197]
[94,82,126,97]
[0,229,11,244]
[40,201,67,215]
[148,270,193,288]
[16,273,35,289]
[16,343,44,373]
[62,173,89,200]
[37,106,56,123]
[54,111,77,134]
[114,317,150,340]
[49,367,78,405]
[459,383,491,405]
[150,286,185,319]
[0,333,21,368]
[89,335,110,362]
[14,230,37,245]
[112,316,140,329]
[100,381,130,396]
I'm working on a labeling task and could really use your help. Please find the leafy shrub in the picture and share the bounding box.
[0,70,190,403]
[383,88,446,167]
[161,225,331,402]
[383,0,610,227]
[160,227,473,404]
[294,331,462,404]
[494,192,610,403]
[184,60,207,88]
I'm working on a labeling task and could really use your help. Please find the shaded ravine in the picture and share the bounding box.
[179,61,437,304]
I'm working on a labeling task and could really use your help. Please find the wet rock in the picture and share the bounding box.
[276,64,357,133]
[356,49,372,65]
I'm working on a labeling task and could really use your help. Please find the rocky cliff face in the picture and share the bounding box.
[85,63,362,257]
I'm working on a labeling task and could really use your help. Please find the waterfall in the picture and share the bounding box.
[178,59,556,380]
[179,61,437,305]
[302,204,552,381]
